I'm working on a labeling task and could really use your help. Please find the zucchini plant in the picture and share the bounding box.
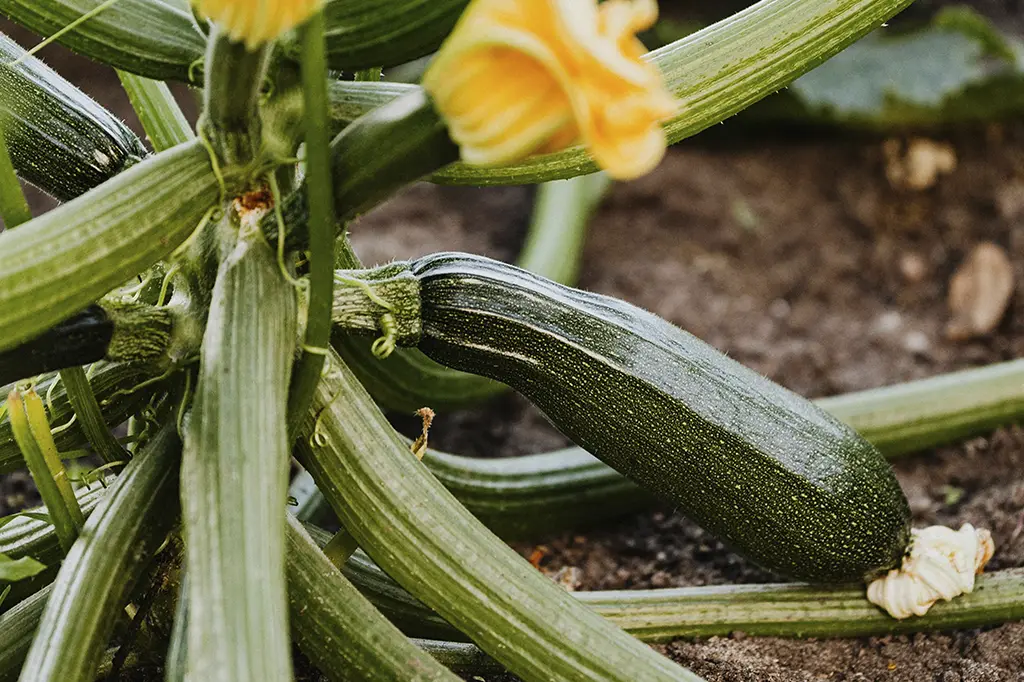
[0,0,1018,679]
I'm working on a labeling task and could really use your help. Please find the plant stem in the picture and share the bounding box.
[0,139,230,354]
[320,528,359,569]
[285,516,460,682]
[517,173,611,285]
[287,10,338,439]
[18,424,180,682]
[200,27,269,168]
[58,368,125,466]
[117,72,194,152]
[7,388,83,555]
[340,546,1024,642]
[180,228,296,681]
[0,485,105,567]
[297,349,703,682]
[0,585,50,682]
[354,68,382,82]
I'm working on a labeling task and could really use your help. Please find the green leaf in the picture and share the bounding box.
[792,28,992,114]
[0,553,46,582]
[762,7,1024,128]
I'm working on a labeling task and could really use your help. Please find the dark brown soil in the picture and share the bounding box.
[5,9,1024,682]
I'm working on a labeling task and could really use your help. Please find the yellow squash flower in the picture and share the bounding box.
[422,0,677,180]
[192,0,324,49]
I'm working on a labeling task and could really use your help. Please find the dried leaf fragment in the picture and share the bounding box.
[946,242,1014,340]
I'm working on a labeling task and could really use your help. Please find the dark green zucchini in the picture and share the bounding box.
[0,0,205,82]
[0,32,148,201]
[283,0,467,72]
[0,301,175,388]
[408,252,911,583]
[0,306,111,384]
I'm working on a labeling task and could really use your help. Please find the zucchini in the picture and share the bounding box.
[0,306,111,385]
[0,300,176,388]
[0,0,205,82]
[283,0,467,73]
[0,32,148,201]
[407,253,911,583]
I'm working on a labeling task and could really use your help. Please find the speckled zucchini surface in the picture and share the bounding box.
[409,252,911,583]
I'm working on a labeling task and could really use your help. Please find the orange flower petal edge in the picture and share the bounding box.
[192,0,324,49]
[422,0,677,180]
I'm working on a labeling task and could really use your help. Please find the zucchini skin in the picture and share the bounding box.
[0,306,112,386]
[411,252,911,583]
[0,32,148,201]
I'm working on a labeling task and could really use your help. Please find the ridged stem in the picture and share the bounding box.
[297,350,702,682]
[117,71,194,152]
[17,424,180,682]
[338,546,1024,643]
[0,139,228,353]
[0,586,50,682]
[200,28,269,168]
[58,367,125,465]
[285,516,461,682]
[180,228,296,681]
[0,0,205,81]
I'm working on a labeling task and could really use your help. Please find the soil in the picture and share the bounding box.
[4,7,1024,682]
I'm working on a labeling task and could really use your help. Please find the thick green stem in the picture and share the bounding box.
[297,350,702,682]
[0,485,105,567]
[0,0,205,81]
[285,516,460,681]
[0,585,50,682]
[117,72,194,152]
[200,28,270,168]
[518,174,611,285]
[287,11,338,439]
[334,545,1024,643]
[17,424,180,682]
[181,228,296,681]
[0,139,229,353]
[58,367,125,465]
